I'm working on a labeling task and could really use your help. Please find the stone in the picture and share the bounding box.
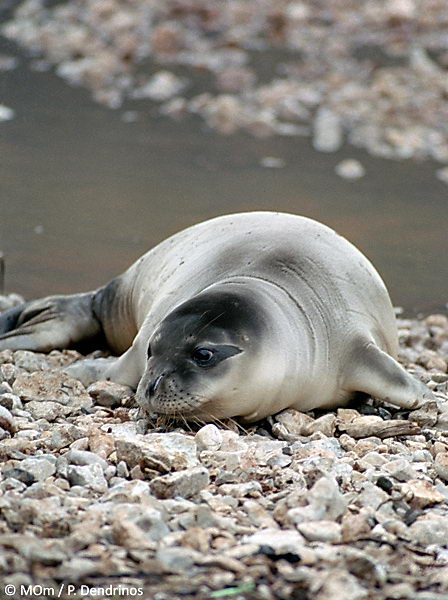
[288,476,347,523]
[383,458,419,481]
[297,521,342,543]
[434,453,448,482]
[409,518,448,547]
[355,482,390,511]
[314,568,368,600]
[313,107,343,152]
[335,159,366,180]
[274,408,314,435]
[12,371,92,413]
[18,457,56,481]
[243,528,305,556]
[417,350,447,373]
[13,350,49,372]
[88,429,116,459]
[341,512,373,542]
[155,546,201,572]
[0,404,16,433]
[46,424,86,451]
[150,466,210,499]
[0,104,15,121]
[402,479,445,508]
[0,363,20,386]
[3,468,35,486]
[132,70,186,101]
[218,481,263,498]
[25,400,68,421]
[56,557,100,580]
[67,463,108,493]
[243,500,278,529]
[195,424,223,451]
[65,449,109,472]
[0,392,22,411]
[115,433,198,475]
[409,401,439,427]
[110,502,170,548]
[87,380,132,408]
[302,414,337,437]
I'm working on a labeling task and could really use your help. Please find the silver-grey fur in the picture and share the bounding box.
[0,212,433,421]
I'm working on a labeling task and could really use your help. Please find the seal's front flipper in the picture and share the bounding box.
[0,293,101,352]
[346,340,434,410]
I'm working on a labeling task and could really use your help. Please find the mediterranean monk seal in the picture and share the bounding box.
[0,212,433,422]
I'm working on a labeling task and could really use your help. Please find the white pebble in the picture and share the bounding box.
[313,107,343,152]
[260,156,286,168]
[335,159,366,180]
[436,167,448,185]
[0,104,15,122]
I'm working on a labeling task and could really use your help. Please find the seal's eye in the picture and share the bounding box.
[147,344,152,358]
[192,347,215,366]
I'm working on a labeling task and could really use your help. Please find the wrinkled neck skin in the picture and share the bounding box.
[193,277,317,423]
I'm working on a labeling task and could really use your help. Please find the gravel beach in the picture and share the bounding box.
[0,292,447,599]
[3,0,448,168]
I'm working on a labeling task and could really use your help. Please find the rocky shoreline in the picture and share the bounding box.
[2,0,448,180]
[0,292,447,599]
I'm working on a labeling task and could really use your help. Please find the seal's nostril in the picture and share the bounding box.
[148,374,164,397]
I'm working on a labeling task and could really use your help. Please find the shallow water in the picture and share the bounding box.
[0,38,447,315]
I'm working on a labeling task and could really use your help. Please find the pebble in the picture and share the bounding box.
[25,400,68,421]
[436,167,448,185]
[65,449,109,472]
[155,546,201,572]
[12,371,92,412]
[195,424,223,451]
[67,463,108,493]
[243,528,305,556]
[383,458,419,481]
[115,432,199,475]
[87,380,132,408]
[18,457,56,481]
[260,156,286,168]
[150,466,210,499]
[0,404,16,433]
[409,518,448,547]
[335,159,366,180]
[297,521,342,543]
[56,557,100,580]
[0,54,19,71]
[403,479,445,509]
[12,350,49,372]
[274,408,314,435]
[131,71,187,102]
[313,107,343,152]
[0,104,15,121]
[434,453,448,482]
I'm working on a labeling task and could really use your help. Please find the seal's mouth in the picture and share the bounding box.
[136,373,214,418]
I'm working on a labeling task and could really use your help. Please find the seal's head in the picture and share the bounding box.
[136,286,268,421]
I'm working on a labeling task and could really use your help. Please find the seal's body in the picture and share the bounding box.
[0,212,432,421]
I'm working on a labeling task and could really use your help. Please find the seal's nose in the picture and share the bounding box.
[148,374,164,397]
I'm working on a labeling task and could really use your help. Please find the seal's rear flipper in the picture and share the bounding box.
[0,293,101,352]
[346,341,434,410]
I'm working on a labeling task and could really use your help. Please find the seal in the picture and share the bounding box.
[0,212,433,422]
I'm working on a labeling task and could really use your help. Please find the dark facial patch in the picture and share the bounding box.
[143,288,264,410]
[161,288,264,340]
